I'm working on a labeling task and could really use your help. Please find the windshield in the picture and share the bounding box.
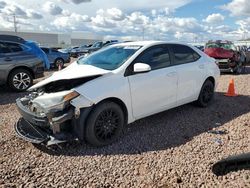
[206,42,236,51]
[77,45,141,70]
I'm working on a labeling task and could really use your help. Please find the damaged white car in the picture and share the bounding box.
[15,41,220,146]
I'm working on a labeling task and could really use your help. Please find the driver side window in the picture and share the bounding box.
[135,45,171,70]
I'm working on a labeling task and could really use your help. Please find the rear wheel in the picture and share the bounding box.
[54,58,64,69]
[85,101,125,146]
[196,80,214,107]
[8,68,33,91]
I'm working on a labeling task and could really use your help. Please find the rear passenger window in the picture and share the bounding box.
[171,44,200,65]
[42,48,50,54]
[0,42,11,53]
[5,42,23,52]
[135,45,171,70]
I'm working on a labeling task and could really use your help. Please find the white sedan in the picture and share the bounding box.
[15,41,220,146]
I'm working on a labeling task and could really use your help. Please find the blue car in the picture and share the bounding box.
[41,47,70,68]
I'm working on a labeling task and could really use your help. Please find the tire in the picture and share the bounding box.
[54,58,64,69]
[196,80,215,107]
[85,101,125,146]
[8,68,33,91]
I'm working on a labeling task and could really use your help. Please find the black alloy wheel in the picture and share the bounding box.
[85,101,125,146]
[196,80,214,107]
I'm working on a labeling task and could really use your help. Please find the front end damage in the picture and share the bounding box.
[15,77,97,145]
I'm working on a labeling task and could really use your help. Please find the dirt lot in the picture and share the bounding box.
[0,65,250,187]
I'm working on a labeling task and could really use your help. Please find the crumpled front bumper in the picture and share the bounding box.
[15,98,75,145]
[216,59,237,72]
[15,118,50,144]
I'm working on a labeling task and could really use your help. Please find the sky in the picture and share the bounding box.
[0,0,249,42]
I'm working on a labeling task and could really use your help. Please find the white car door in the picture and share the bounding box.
[169,44,206,106]
[126,45,177,119]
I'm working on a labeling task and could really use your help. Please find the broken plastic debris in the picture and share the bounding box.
[213,138,223,145]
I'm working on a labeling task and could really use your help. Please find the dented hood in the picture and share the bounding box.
[29,62,111,90]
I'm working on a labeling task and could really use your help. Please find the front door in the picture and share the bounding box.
[127,45,177,119]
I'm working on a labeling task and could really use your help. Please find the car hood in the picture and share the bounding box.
[204,48,234,59]
[29,62,111,90]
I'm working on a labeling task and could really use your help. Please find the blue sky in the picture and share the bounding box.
[0,0,249,42]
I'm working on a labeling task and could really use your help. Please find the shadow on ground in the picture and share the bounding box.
[34,92,250,156]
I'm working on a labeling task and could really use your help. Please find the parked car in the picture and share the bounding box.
[195,45,204,51]
[70,44,92,58]
[15,41,220,146]
[41,47,70,68]
[75,40,119,57]
[58,46,79,54]
[204,40,244,73]
[0,35,45,91]
[239,45,250,64]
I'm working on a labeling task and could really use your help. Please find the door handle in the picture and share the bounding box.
[4,57,12,61]
[166,72,177,77]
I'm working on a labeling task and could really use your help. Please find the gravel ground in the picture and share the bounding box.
[0,64,250,187]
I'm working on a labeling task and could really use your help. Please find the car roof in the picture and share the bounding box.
[113,41,191,48]
[0,35,25,44]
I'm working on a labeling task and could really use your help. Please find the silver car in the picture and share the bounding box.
[0,36,44,91]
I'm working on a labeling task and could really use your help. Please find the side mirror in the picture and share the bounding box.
[133,63,151,73]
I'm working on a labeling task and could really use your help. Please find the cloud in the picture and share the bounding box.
[0,1,6,9]
[43,1,62,15]
[221,0,250,16]
[70,0,91,4]
[26,9,43,19]
[106,8,124,21]
[60,0,91,4]
[2,4,26,16]
[236,18,250,31]
[204,13,224,24]
[128,12,149,25]
[0,2,43,19]
[52,13,90,30]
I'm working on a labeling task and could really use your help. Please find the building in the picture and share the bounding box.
[0,29,103,47]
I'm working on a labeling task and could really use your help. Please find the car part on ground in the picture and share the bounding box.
[15,41,220,146]
[204,40,245,74]
[0,35,45,91]
[212,153,250,176]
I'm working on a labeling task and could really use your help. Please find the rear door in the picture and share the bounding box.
[169,44,206,105]
[127,44,177,119]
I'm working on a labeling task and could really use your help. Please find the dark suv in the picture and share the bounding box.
[0,35,45,91]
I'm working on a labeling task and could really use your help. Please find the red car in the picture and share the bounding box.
[204,40,244,73]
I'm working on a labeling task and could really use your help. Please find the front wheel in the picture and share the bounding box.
[8,69,33,91]
[85,101,125,146]
[196,80,215,107]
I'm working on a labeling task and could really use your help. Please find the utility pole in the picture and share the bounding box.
[13,14,17,33]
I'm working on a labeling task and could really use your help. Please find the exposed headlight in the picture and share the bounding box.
[32,90,80,113]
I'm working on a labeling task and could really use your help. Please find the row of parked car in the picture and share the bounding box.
[59,40,119,58]
[0,35,120,91]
